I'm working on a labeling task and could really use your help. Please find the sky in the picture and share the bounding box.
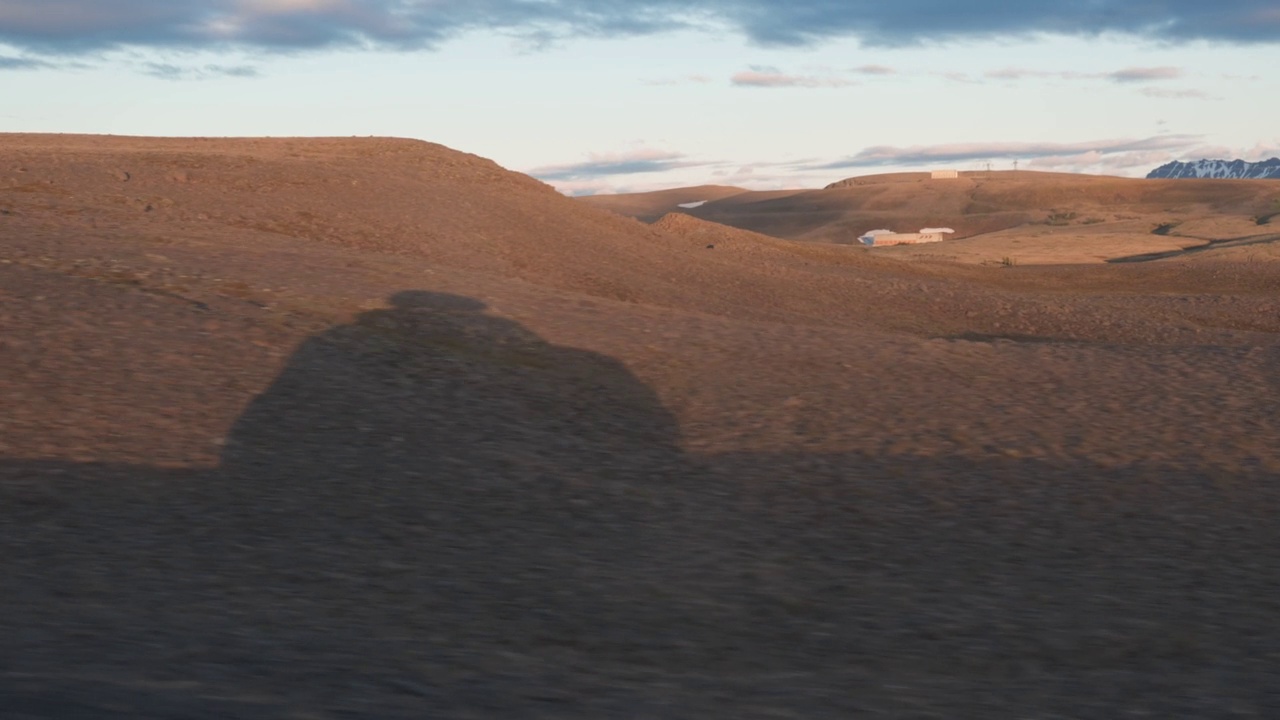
[1,1,1278,195]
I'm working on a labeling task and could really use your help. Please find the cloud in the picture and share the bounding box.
[985,67,1043,80]
[731,70,854,88]
[642,73,712,86]
[0,0,677,55]
[549,179,626,197]
[984,67,1085,81]
[852,64,895,75]
[528,148,714,182]
[533,150,829,194]
[542,135,1280,194]
[1239,141,1280,161]
[1023,139,1280,174]
[985,66,1184,83]
[2,1,1278,60]
[980,66,1212,100]
[552,157,839,195]
[728,1,1280,47]
[1107,66,1182,83]
[814,135,1205,169]
[0,54,52,70]
[1139,87,1212,99]
[708,162,831,190]
[1025,149,1181,172]
[141,62,260,80]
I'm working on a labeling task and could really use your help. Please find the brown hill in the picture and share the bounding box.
[1,134,984,324]
[579,184,753,222]
[2,134,712,304]
[652,210,813,251]
[4,134,1280,718]
[585,170,1280,249]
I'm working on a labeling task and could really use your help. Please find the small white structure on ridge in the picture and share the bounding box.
[931,170,959,179]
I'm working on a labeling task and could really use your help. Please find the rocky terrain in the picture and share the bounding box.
[3,134,1280,718]
[1148,158,1280,180]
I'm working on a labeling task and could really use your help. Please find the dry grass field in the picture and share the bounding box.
[3,135,1280,718]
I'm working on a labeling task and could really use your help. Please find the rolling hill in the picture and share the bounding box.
[581,170,1280,252]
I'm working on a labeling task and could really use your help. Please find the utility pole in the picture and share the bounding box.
[1013,159,1019,172]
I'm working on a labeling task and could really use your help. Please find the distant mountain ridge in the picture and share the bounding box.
[1147,158,1280,179]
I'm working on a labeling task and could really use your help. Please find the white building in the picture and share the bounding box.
[859,227,955,247]
[931,170,959,179]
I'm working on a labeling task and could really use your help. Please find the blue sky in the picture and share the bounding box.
[2,1,1277,194]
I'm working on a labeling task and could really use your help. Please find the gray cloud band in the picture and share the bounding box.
[531,155,712,181]
[0,55,51,69]
[1,1,1277,56]
[813,136,1205,169]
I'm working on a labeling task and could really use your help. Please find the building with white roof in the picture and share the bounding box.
[859,227,955,247]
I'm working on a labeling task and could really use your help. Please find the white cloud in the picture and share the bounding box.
[730,70,855,88]
[642,73,712,86]
[1139,87,1212,99]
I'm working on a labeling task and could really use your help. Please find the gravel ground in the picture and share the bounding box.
[4,135,1280,717]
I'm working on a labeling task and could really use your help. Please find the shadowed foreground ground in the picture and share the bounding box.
[4,291,1280,718]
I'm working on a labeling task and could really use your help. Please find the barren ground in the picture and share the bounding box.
[3,135,1280,718]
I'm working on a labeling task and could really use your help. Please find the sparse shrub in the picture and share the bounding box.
[1000,256,1016,267]
[1045,211,1077,226]
[1082,217,1105,225]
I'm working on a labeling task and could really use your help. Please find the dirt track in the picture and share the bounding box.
[3,135,1280,717]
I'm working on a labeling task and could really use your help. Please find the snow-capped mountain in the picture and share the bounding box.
[1147,158,1280,179]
